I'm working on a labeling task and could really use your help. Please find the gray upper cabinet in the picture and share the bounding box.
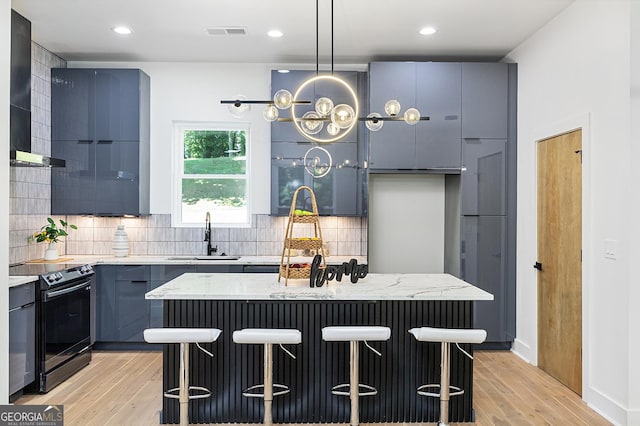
[51,68,150,216]
[461,63,509,139]
[369,62,462,170]
[271,141,360,215]
[368,62,417,169]
[270,70,366,216]
[416,62,462,169]
[271,70,360,144]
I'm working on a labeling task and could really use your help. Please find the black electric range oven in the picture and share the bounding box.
[9,262,95,393]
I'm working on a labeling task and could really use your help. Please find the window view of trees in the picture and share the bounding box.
[178,127,249,225]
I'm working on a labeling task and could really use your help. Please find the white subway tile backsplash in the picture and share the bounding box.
[257,242,282,256]
[175,227,201,241]
[174,242,203,255]
[230,242,257,256]
[148,242,176,256]
[148,214,171,228]
[212,228,230,243]
[148,228,175,242]
[230,228,257,242]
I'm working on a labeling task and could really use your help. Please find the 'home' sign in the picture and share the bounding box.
[309,254,368,287]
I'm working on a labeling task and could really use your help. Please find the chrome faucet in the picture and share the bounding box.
[204,211,217,256]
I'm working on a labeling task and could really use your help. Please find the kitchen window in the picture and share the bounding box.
[172,122,250,227]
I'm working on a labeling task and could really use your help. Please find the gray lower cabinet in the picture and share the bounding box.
[9,282,36,397]
[51,68,150,216]
[97,265,150,343]
[96,264,243,344]
[461,216,510,343]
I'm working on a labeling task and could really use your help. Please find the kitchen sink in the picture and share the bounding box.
[166,255,241,261]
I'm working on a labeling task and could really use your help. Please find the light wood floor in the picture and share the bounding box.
[15,350,610,425]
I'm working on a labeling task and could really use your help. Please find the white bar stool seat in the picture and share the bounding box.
[144,328,221,426]
[409,327,487,426]
[322,326,391,426]
[232,328,301,426]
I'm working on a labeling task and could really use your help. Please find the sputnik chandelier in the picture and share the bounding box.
[221,0,429,145]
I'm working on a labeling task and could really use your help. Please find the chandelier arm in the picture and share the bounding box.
[358,116,431,122]
[220,100,311,106]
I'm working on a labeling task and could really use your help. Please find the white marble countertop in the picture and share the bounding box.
[145,273,494,301]
[9,276,39,288]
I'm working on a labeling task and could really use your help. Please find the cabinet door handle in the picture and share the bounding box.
[97,140,113,144]
[78,140,93,144]
[533,262,542,271]
[131,280,148,284]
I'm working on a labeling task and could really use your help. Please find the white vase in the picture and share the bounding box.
[113,225,129,257]
[44,242,59,261]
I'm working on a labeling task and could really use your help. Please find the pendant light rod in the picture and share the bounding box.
[316,0,319,75]
[331,0,334,74]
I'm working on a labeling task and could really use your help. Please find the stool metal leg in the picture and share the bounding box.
[439,342,450,426]
[179,342,189,426]
[350,340,359,426]
[264,343,273,426]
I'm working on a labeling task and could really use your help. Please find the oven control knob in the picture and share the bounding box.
[46,274,56,283]
[55,273,63,281]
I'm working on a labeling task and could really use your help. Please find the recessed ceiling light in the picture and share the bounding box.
[268,29,283,38]
[277,69,290,74]
[112,26,132,35]
[419,27,437,36]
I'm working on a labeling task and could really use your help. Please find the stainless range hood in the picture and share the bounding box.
[10,10,65,168]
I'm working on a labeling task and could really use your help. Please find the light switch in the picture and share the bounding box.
[604,239,617,260]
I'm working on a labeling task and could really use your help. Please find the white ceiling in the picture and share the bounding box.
[12,0,575,64]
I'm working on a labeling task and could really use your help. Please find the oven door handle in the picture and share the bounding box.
[45,281,91,300]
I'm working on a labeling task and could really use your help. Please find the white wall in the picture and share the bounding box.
[69,61,274,216]
[629,2,640,423]
[368,174,445,273]
[506,0,634,423]
[1,0,11,404]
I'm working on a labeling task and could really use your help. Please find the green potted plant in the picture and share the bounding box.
[30,217,77,260]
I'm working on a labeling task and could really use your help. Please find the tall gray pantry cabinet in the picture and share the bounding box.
[368,61,517,347]
[50,68,150,216]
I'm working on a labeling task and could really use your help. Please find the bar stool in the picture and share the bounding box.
[322,326,391,426]
[409,327,487,426]
[143,328,221,426]
[232,328,302,426]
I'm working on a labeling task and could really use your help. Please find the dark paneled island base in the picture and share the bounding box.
[160,299,475,424]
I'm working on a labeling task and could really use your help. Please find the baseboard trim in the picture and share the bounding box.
[511,338,532,363]
[586,385,627,425]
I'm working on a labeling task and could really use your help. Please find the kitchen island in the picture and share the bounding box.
[146,273,493,424]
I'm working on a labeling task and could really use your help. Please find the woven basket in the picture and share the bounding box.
[280,265,311,279]
[291,214,319,223]
[286,238,323,250]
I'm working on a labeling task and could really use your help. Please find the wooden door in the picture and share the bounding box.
[537,129,582,395]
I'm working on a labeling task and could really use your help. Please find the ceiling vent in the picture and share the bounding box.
[206,27,248,36]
